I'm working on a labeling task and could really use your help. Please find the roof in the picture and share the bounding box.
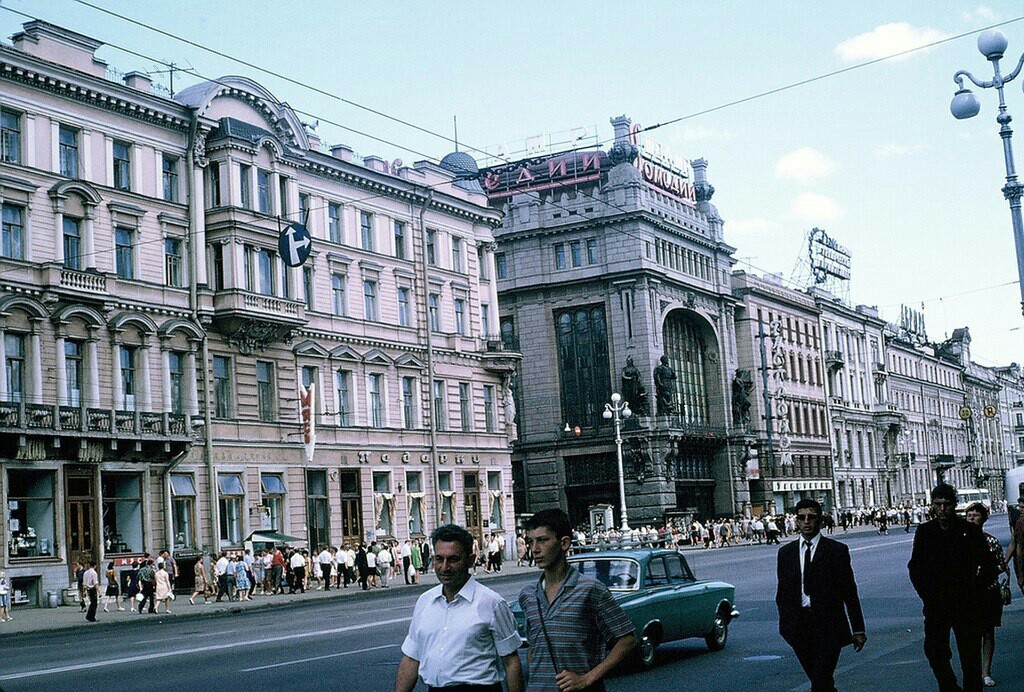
[568,548,674,560]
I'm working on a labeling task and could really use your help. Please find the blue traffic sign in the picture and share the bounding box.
[279,222,312,267]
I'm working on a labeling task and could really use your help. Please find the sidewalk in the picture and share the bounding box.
[0,561,537,637]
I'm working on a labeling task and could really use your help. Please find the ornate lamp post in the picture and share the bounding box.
[603,392,633,532]
[950,29,1024,314]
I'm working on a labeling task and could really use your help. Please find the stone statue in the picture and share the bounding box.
[504,376,518,443]
[653,354,677,415]
[731,369,755,426]
[620,356,648,415]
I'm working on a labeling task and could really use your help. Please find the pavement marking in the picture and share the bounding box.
[240,644,399,671]
[743,655,783,661]
[849,538,912,552]
[0,616,412,681]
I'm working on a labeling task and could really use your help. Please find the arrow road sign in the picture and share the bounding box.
[279,222,312,267]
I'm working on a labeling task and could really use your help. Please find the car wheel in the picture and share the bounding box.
[705,613,728,651]
[638,630,659,669]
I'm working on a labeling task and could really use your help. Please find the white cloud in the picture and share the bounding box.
[791,193,843,222]
[835,23,950,62]
[962,6,998,22]
[775,147,835,182]
[727,217,777,235]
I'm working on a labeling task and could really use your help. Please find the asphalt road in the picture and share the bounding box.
[0,522,1019,692]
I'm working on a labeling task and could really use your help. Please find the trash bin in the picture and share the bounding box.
[62,587,79,606]
[46,591,60,608]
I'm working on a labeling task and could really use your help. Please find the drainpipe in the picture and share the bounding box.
[414,190,440,525]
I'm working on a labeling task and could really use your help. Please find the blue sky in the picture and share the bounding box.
[4,1,1024,366]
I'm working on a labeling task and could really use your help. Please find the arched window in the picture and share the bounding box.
[555,305,611,428]
[663,311,711,425]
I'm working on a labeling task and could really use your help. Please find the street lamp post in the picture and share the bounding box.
[603,392,633,532]
[950,29,1024,315]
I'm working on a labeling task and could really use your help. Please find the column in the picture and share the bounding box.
[82,209,96,271]
[271,172,281,216]
[85,335,100,407]
[486,247,499,339]
[111,338,123,410]
[24,114,36,168]
[160,343,172,412]
[192,165,208,285]
[185,346,199,416]
[225,156,238,206]
[52,201,65,264]
[232,239,246,290]
[23,200,34,263]
[28,324,42,404]
[49,121,59,172]
[139,337,153,412]
[55,335,67,405]
[81,129,93,182]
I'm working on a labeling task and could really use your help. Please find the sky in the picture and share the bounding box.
[4,1,1024,367]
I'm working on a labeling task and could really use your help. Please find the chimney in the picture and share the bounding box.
[124,71,152,93]
[330,144,353,162]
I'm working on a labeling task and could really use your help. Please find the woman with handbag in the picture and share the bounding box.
[154,563,173,614]
[965,502,1011,688]
[124,560,140,613]
[102,562,124,612]
[190,558,210,605]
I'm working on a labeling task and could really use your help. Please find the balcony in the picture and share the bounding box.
[872,402,903,429]
[479,340,522,375]
[825,350,845,371]
[211,289,307,354]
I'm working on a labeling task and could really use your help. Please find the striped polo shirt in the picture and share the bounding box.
[518,566,634,691]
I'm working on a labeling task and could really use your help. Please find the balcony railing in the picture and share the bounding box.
[825,350,845,370]
[0,402,197,439]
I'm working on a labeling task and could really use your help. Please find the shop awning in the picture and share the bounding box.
[245,531,305,545]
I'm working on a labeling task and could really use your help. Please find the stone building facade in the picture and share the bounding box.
[0,21,515,606]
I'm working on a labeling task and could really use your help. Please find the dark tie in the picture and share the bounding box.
[803,541,813,597]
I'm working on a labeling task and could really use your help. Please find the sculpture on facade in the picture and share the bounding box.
[653,355,677,415]
[731,369,755,426]
[504,375,518,444]
[620,356,648,415]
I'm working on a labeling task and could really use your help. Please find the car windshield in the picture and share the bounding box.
[572,558,640,591]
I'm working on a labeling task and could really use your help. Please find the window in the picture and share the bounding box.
[459,382,472,431]
[495,252,507,279]
[368,373,384,427]
[407,471,424,535]
[299,193,310,224]
[212,243,225,290]
[208,161,221,207]
[1,108,21,163]
[360,211,373,251]
[586,238,598,264]
[63,217,82,270]
[335,369,352,426]
[279,176,289,216]
[280,257,292,299]
[120,345,137,410]
[328,203,342,243]
[363,279,378,321]
[307,470,330,551]
[168,351,185,414]
[59,125,78,177]
[397,287,411,327]
[433,379,446,431]
[373,471,393,535]
[1,203,24,259]
[257,169,271,214]
[452,237,463,272]
[303,267,314,310]
[331,273,346,316]
[256,360,274,421]
[554,243,566,270]
[454,298,466,335]
[555,305,611,428]
[481,303,490,338]
[164,237,183,287]
[426,229,437,266]
[488,471,502,529]
[258,249,274,295]
[112,140,131,191]
[213,355,231,418]
[7,470,56,558]
[570,240,582,267]
[394,221,406,259]
[300,365,317,391]
[101,473,143,553]
[115,227,134,279]
[483,384,496,433]
[261,474,286,532]
[65,340,83,406]
[402,376,416,429]
[239,164,252,209]
[438,471,455,523]
[5,333,24,402]
[218,473,245,546]
[429,293,441,332]
[170,474,196,549]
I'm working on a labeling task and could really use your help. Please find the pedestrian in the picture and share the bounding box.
[377,542,393,588]
[234,554,251,601]
[125,559,140,613]
[1003,496,1024,597]
[137,559,157,614]
[776,498,866,691]
[409,540,421,585]
[402,540,413,585]
[82,560,100,622]
[214,552,230,601]
[161,550,178,590]
[191,557,210,605]
[318,546,333,591]
[516,532,527,567]
[420,538,431,574]
[356,543,370,590]
[154,563,173,614]
[340,543,355,588]
[964,501,1010,688]
[271,547,285,594]
[0,570,11,622]
[289,547,306,593]
[74,560,86,613]
[243,549,256,595]
[366,543,379,588]
[102,561,123,612]
[909,484,1000,692]
[251,550,265,595]
[394,523,524,692]
[519,508,636,691]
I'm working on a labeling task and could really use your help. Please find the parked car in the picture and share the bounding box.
[513,548,739,669]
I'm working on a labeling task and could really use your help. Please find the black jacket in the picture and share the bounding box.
[908,516,998,615]
[776,535,866,648]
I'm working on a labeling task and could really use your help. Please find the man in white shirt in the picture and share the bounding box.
[289,549,306,594]
[366,546,378,589]
[82,560,100,622]
[395,524,523,692]
[318,547,333,591]
[214,552,231,602]
[340,544,356,588]
[377,543,393,588]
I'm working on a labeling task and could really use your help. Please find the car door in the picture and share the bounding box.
[666,552,710,638]
[643,556,678,639]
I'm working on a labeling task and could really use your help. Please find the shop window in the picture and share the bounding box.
[307,470,329,551]
[372,471,393,536]
[102,473,143,554]
[7,470,56,558]
[438,470,455,524]
[260,474,286,531]
[407,471,424,536]
[218,473,245,546]
[170,474,196,550]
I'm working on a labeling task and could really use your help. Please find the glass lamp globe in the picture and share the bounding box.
[977,30,1008,60]
[950,89,981,120]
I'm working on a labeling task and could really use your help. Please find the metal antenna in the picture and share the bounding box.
[453,115,459,152]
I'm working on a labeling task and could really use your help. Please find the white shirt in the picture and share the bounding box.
[215,556,229,576]
[401,577,521,687]
[342,549,355,568]
[290,552,306,569]
[366,551,377,568]
[378,548,393,565]
[318,549,332,564]
[799,533,821,608]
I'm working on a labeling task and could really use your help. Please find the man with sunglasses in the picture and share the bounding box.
[776,498,866,691]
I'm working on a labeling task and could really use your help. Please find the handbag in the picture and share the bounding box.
[135,592,144,602]
[1000,578,1012,606]
[169,592,176,601]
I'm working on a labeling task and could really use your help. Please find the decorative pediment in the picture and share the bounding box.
[362,348,392,366]
[293,340,329,358]
[329,344,361,362]
[394,353,425,370]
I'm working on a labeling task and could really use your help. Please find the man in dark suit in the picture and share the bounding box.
[777,498,867,691]
[908,483,999,692]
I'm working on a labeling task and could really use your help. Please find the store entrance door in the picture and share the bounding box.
[463,472,482,545]
[66,472,97,579]
[339,470,363,546]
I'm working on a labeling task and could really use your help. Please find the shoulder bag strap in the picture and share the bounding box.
[536,589,560,675]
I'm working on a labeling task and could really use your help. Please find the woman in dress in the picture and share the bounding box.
[0,570,12,622]
[102,562,124,612]
[965,502,1010,688]
[233,555,251,601]
[190,557,209,605]
[125,560,140,613]
[153,563,173,614]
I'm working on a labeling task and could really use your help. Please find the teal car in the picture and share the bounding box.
[514,548,739,669]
